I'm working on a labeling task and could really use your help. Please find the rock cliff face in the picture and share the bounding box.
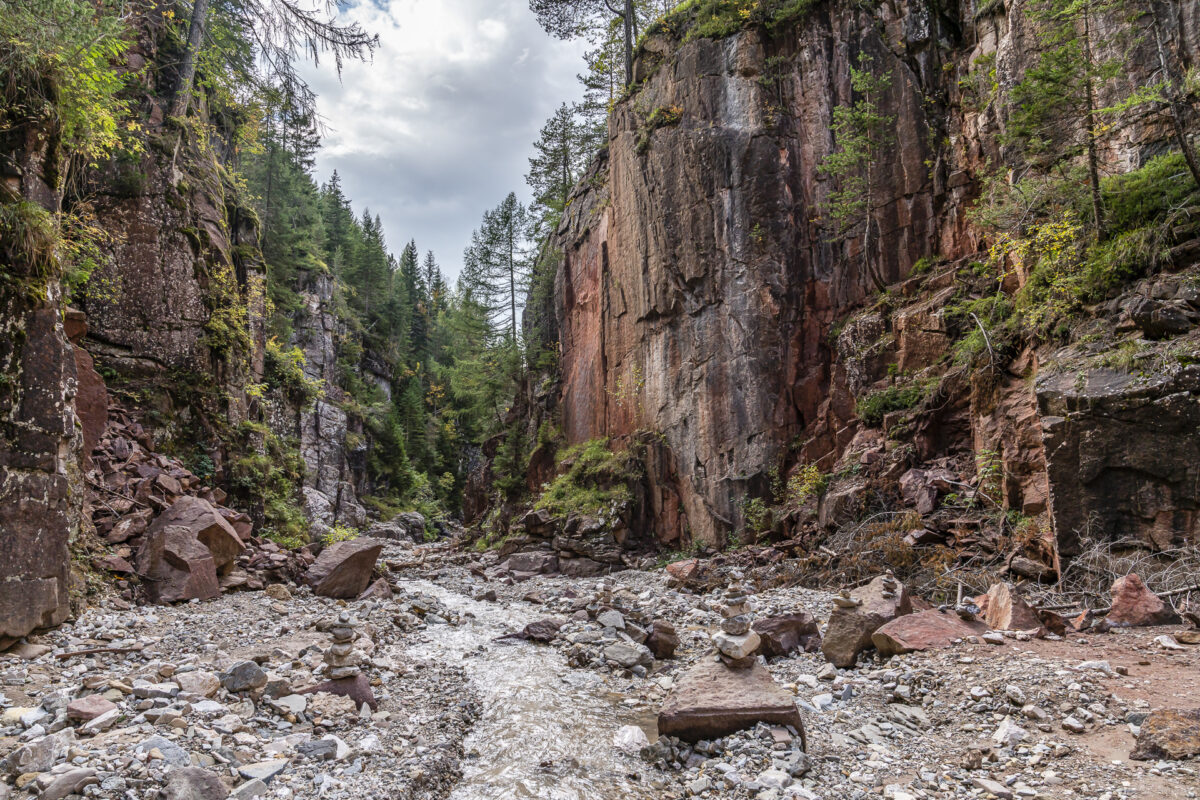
[0,92,84,647]
[548,0,1200,553]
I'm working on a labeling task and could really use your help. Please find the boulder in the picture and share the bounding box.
[1107,574,1181,627]
[362,520,411,541]
[222,661,267,693]
[646,619,679,659]
[66,695,117,722]
[137,526,220,604]
[146,497,244,571]
[501,618,563,643]
[872,609,987,656]
[658,659,805,745]
[161,767,230,800]
[664,558,713,591]
[979,583,1043,632]
[38,768,99,800]
[175,671,220,698]
[300,673,377,711]
[603,642,654,669]
[754,613,822,657]
[303,539,383,598]
[821,575,912,667]
[1131,709,1200,760]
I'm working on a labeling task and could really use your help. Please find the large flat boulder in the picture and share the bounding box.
[137,526,220,604]
[821,575,912,667]
[303,539,382,598]
[872,609,987,656]
[146,497,244,572]
[658,659,805,745]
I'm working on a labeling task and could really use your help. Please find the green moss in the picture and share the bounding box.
[533,438,642,519]
[636,105,683,153]
[264,339,323,405]
[855,379,935,427]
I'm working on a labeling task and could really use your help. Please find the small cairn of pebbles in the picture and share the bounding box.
[712,576,760,668]
[325,611,362,680]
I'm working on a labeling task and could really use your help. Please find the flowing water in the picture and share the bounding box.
[399,579,660,800]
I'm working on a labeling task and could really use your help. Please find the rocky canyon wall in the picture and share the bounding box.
[0,88,84,648]
[549,0,1200,551]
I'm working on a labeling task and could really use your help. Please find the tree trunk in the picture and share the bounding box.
[509,230,517,341]
[622,0,633,87]
[170,0,210,118]
[1082,8,1106,237]
[1151,2,1200,187]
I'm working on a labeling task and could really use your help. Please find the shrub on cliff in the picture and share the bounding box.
[534,438,642,519]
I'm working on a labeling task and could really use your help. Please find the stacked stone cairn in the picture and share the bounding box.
[324,612,362,680]
[712,579,761,668]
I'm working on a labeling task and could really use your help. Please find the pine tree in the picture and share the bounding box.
[462,193,535,342]
[818,53,894,291]
[527,103,592,229]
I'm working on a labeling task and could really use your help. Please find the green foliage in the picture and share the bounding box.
[636,104,683,152]
[0,0,139,163]
[228,426,309,547]
[322,524,358,545]
[264,339,323,404]
[650,0,818,42]
[534,439,642,519]
[786,464,827,507]
[855,379,933,427]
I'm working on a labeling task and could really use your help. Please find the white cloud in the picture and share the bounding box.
[301,0,589,280]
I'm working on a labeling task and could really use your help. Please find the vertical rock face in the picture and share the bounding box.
[0,98,83,647]
[549,0,1200,550]
[554,7,969,544]
[1037,363,1200,555]
[274,269,367,534]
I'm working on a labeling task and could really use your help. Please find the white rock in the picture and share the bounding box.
[612,725,650,754]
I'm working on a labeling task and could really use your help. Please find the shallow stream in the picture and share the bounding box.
[399,579,660,800]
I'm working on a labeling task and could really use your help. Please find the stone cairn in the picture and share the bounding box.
[712,578,761,668]
[324,612,362,680]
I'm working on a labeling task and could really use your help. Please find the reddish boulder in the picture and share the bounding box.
[821,575,912,668]
[664,558,714,590]
[146,497,244,572]
[872,609,987,656]
[658,659,805,745]
[980,583,1043,632]
[300,673,377,711]
[646,619,679,659]
[67,695,117,722]
[1107,574,1181,627]
[754,613,822,657]
[303,539,383,598]
[137,526,220,603]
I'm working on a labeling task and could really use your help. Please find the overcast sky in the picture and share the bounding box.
[302,0,589,283]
